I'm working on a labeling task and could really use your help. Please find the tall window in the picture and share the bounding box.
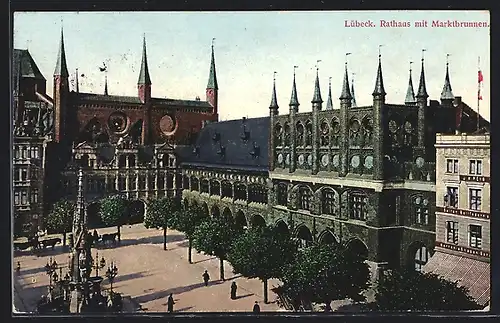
[200,179,209,194]
[299,186,312,211]
[276,184,288,206]
[446,159,459,174]
[190,178,198,191]
[118,177,126,191]
[284,123,291,147]
[14,169,19,181]
[21,190,28,205]
[21,168,27,181]
[469,188,482,211]
[469,225,482,248]
[296,123,304,147]
[31,188,39,203]
[414,196,429,225]
[158,176,165,190]
[149,175,156,190]
[305,121,313,146]
[166,175,174,189]
[445,187,459,207]
[14,146,20,159]
[138,176,146,190]
[446,221,459,244]
[350,193,367,220]
[130,177,137,190]
[14,191,20,205]
[414,246,429,272]
[469,160,483,175]
[322,190,336,215]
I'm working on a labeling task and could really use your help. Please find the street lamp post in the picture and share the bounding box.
[92,251,106,278]
[105,262,118,294]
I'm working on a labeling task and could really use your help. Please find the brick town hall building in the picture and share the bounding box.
[12,28,490,289]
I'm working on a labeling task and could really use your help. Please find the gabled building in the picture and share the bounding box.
[12,49,54,236]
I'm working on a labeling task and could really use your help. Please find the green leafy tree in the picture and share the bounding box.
[227,226,297,303]
[45,199,75,246]
[170,202,208,263]
[281,242,370,311]
[144,197,178,250]
[98,195,128,241]
[371,269,482,311]
[192,216,235,281]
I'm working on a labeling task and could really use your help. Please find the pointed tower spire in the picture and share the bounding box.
[416,49,429,99]
[440,54,454,102]
[269,71,279,111]
[372,46,386,96]
[326,77,333,110]
[405,61,416,105]
[54,26,69,77]
[138,35,151,85]
[312,61,323,104]
[339,61,352,100]
[207,39,218,90]
[351,73,357,107]
[104,74,108,95]
[289,66,300,108]
[75,68,79,93]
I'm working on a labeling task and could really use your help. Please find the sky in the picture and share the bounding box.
[13,11,490,121]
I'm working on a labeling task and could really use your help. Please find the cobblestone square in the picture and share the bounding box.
[13,224,285,313]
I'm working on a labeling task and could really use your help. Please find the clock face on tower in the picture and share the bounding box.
[160,115,176,136]
[108,112,128,133]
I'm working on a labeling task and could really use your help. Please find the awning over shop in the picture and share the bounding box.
[423,251,490,307]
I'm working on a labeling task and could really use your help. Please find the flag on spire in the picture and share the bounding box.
[478,60,483,101]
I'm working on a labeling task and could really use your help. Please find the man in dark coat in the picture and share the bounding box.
[202,270,210,286]
[253,301,260,313]
[167,293,175,313]
[230,281,237,300]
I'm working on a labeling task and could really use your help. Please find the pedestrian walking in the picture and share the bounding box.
[167,293,175,313]
[230,281,237,300]
[252,301,260,313]
[202,270,210,286]
[16,261,21,274]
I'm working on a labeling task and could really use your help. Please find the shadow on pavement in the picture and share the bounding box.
[18,266,46,277]
[111,271,152,284]
[14,244,70,258]
[174,306,194,312]
[192,257,217,264]
[118,234,186,247]
[133,280,224,304]
[14,280,50,313]
[234,293,254,300]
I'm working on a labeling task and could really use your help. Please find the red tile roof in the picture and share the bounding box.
[423,251,490,306]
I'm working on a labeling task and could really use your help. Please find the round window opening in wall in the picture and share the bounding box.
[364,155,373,169]
[298,155,305,165]
[332,154,340,168]
[160,114,177,136]
[277,154,284,164]
[321,154,329,167]
[307,155,313,166]
[285,154,290,165]
[108,112,129,133]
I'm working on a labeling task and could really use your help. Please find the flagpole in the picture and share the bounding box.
[477,56,480,131]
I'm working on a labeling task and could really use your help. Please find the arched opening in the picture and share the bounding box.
[251,214,266,229]
[234,211,248,234]
[221,181,232,198]
[295,225,313,249]
[128,200,146,224]
[345,238,369,261]
[211,205,220,218]
[222,208,233,226]
[87,202,102,229]
[274,220,290,238]
[210,180,221,196]
[318,230,338,245]
[409,242,431,272]
[81,154,90,168]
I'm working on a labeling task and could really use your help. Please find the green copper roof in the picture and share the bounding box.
[311,69,323,103]
[289,73,299,107]
[54,27,69,77]
[440,63,454,101]
[325,78,333,110]
[137,36,152,85]
[416,59,429,99]
[339,64,352,100]
[206,45,218,90]
[269,77,279,110]
[405,68,416,104]
[372,57,386,96]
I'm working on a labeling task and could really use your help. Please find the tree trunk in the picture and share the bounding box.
[163,227,167,250]
[63,232,67,247]
[188,239,193,264]
[219,258,225,281]
[324,300,332,312]
[263,278,269,304]
[117,225,121,242]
